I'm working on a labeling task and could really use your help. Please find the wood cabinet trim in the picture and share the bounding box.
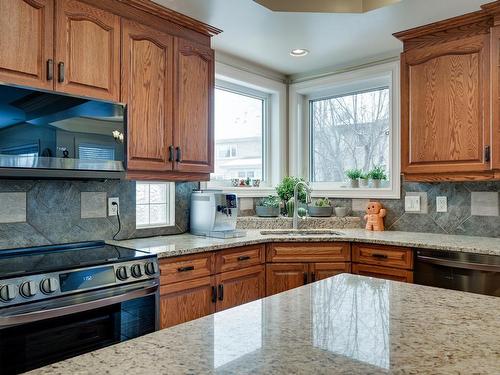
[352,263,414,283]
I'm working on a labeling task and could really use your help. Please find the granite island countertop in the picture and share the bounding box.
[29,274,500,374]
[108,229,500,258]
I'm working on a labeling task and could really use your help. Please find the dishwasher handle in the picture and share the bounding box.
[417,254,500,272]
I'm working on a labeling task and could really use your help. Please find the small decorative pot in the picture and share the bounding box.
[349,179,359,188]
[231,178,240,187]
[255,206,279,217]
[308,206,333,217]
[359,178,369,188]
[335,207,349,217]
[252,179,261,187]
[371,179,382,188]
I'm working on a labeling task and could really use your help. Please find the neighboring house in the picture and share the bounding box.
[212,136,262,180]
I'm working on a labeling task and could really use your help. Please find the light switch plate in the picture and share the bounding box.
[405,195,421,212]
[108,197,119,216]
[436,196,447,213]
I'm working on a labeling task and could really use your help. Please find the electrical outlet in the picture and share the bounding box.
[108,197,119,216]
[436,196,447,213]
[405,195,421,212]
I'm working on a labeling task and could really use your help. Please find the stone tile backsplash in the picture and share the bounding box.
[0,180,197,250]
[242,181,500,238]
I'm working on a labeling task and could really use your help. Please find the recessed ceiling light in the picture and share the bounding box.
[290,48,309,57]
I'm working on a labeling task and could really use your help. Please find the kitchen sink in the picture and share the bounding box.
[259,229,344,236]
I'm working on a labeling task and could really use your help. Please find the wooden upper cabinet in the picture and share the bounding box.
[122,19,174,172]
[173,38,214,173]
[0,0,54,90]
[491,25,500,170]
[401,34,490,175]
[55,0,120,101]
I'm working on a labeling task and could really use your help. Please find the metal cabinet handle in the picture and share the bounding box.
[372,253,388,259]
[218,284,224,301]
[303,272,308,285]
[176,147,182,162]
[177,266,194,272]
[58,62,65,83]
[47,59,53,81]
[311,272,316,282]
[237,256,250,261]
[169,145,175,162]
[211,286,217,303]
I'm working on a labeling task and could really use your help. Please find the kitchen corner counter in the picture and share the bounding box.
[29,274,500,374]
[108,229,500,258]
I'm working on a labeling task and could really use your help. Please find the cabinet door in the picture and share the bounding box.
[122,19,174,172]
[159,276,215,329]
[266,263,308,296]
[173,38,214,173]
[352,264,413,283]
[55,0,120,101]
[0,0,54,90]
[491,26,500,169]
[401,34,490,175]
[215,265,265,312]
[310,262,350,282]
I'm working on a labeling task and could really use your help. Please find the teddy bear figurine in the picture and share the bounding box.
[364,201,386,231]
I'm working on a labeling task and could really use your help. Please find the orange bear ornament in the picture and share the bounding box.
[364,201,386,231]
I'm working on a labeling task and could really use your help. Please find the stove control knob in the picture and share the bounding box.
[116,266,129,281]
[145,262,158,276]
[0,284,17,302]
[20,281,38,298]
[131,264,143,278]
[40,277,58,294]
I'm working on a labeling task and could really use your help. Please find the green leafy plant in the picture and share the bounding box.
[359,172,369,180]
[258,195,280,208]
[314,197,331,207]
[275,176,307,203]
[345,168,363,180]
[368,166,387,180]
[297,207,307,218]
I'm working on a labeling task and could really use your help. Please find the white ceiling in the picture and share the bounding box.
[155,0,486,77]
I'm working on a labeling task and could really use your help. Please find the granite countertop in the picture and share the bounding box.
[29,274,500,374]
[109,229,500,258]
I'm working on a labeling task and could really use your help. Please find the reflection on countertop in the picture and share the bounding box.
[108,228,500,258]
[29,274,500,374]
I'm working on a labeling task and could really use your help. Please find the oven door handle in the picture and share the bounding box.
[0,284,158,328]
[417,255,500,272]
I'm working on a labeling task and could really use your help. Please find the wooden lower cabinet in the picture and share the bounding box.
[215,265,265,312]
[159,276,215,329]
[266,263,308,296]
[310,262,351,282]
[352,264,413,283]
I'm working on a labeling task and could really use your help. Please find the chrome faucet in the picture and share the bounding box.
[293,181,312,230]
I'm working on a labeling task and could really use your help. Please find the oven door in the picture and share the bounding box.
[0,280,158,375]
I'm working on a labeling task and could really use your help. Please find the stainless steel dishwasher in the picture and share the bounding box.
[414,249,500,297]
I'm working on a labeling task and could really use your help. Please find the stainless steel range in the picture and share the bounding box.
[0,241,160,374]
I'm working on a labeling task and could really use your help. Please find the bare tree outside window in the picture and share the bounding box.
[310,87,390,183]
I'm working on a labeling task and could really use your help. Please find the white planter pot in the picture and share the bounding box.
[349,179,359,188]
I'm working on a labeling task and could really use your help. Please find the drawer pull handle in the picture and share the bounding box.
[47,59,53,81]
[177,266,194,272]
[311,272,316,282]
[303,272,308,285]
[58,62,65,83]
[211,286,217,303]
[218,284,224,301]
[372,253,388,259]
[237,256,250,261]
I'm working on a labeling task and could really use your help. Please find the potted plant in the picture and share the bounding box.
[255,195,280,217]
[368,166,387,188]
[275,176,307,217]
[345,168,363,188]
[308,197,333,217]
[359,172,369,188]
[335,206,349,217]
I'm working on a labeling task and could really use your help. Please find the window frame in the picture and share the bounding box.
[135,181,176,229]
[289,60,401,199]
[208,80,271,189]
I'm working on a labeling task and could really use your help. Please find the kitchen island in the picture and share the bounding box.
[30,274,500,374]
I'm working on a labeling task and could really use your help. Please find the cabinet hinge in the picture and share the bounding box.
[485,146,491,163]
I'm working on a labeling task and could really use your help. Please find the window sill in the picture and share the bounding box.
[311,187,400,199]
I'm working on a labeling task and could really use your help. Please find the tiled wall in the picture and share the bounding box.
[0,180,197,250]
[242,181,500,238]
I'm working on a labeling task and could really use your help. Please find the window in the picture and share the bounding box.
[136,182,175,229]
[310,87,390,184]
[211,85,267,184]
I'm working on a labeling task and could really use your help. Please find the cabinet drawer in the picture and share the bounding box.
[352,264,413,283]
[352,243,413,269]
[160,252,214,284]
[267,242,350,263]
[215,245,265,273]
